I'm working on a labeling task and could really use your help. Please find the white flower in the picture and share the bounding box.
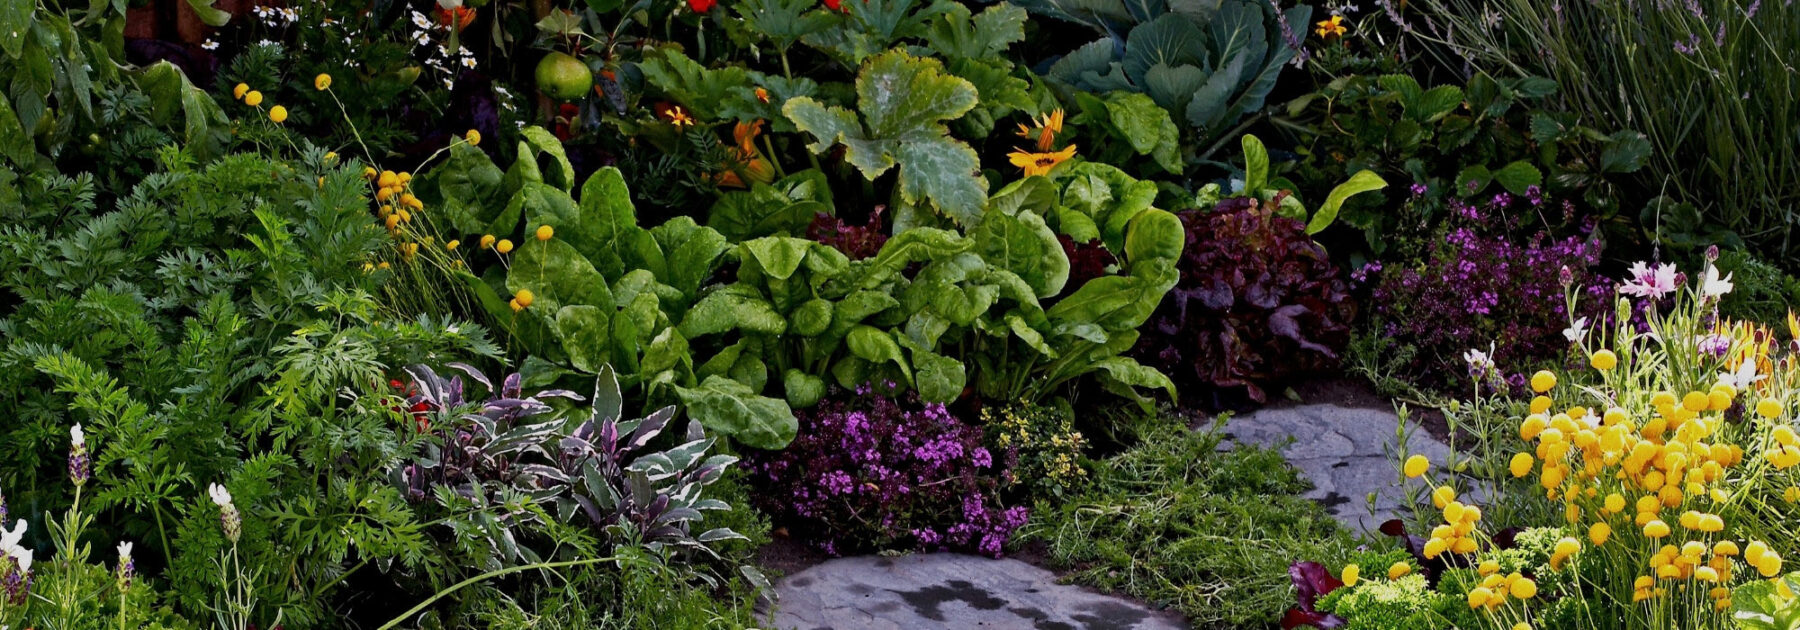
[70,423,84,447]
[1562,316,1589,344]
[461,57,477,69]
[208,483,233,508]
[10,547,30,574]
[1719,357,1765,391]
[1463,342,1497,378]
[415,32,432,46]
[0,520,25,551]
[118,541,133,559]
[411,11,432,28]
[201,38,219,50]
[1701,264,1734,299]
[442,77,455,90]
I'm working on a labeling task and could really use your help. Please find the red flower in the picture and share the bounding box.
[434,6,476,30]
[823,0,844,11]
[688,0,715,13]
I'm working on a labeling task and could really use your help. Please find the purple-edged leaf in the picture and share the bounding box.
[502,372,523,398]
[446,362,493,392]
[1281,561,1346,629]
[1270,304,1338,357]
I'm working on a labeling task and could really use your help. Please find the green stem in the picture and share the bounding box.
[377,556,620,630]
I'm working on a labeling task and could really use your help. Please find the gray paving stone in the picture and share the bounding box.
[1215,404,1460,533]
[769,553,1186,630]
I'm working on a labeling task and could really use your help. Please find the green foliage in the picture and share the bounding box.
[1035,0,1311,146]
[1316,573,1460,630]
[1736,572,1800,630]
[1715,250,1800,326]
[1021,418,1360,628]
[1285,72,1644,258]
[981,400,1087,499]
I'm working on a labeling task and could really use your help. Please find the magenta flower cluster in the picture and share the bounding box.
[743,386,1026,557]
[1365,191,1613,391]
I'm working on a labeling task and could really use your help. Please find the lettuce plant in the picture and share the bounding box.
[1139,195,1356,404]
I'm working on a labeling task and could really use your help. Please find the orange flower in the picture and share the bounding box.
[755,87,771,103]
[718,120,774,188]
[1015,109,1064,152]
[1008,145,1077,177]
[655,101,696,127]
[1315,15,1346,39]
[435,6,476,30]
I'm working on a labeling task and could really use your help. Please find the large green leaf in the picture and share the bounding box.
[846,325,911,380]
[1123,208,1183,267]
[576,167,642,279]
[1092,356,1177,410]
[905,344,965,402]
[519,126,576,191]
[680,285,788,337]
[922,2,1027,61]
[639,47,754,121]
[971,185,1069,298]
[1241,133,1269,193]
[784,49,987,226]
[1104,91,1183,174]
[0,0,31,57]
[1122,14,1206,88]
[732,0,837,51]
[434,142,508,235]
[0,92,31,167]
[508,239,615,313]
[782,368,826,407]
[555,305,614,373]
[708,173,831,242]
[1045,257,1177,330]
[675,376,797,449]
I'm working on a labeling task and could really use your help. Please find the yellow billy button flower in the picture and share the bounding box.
[445,239,460,251]
[1403,454,1429,478]
[1466,587,1492,608]
[1510,576,1537,599]
[1509,452,1535,477]
[1341,564,1359,587]
[1530,395,1553,415]
[1759,551,1784,577]
[269,105,288,123]
[479,234,497,249]
[1682,391,1710,412]
[514,289,534,309]
[377,261,391,270]
[496,239,514,254]
[1387,562,1411,580]
[1513,624,1532,630]
[536,224,554,241]
[465,129,481,146]
[233,83,250,99]
[378,170,400,188]
[1589,522,1611,545]
[400,242,418,258]
[1591,349,1618,371]
[1644,520,1672,538]
[314,73,332,90]
[362,166,378,180]
[1432,486,1456,508]
[1759,398,1784,419]
[508,298,523,312]
[245,90,264,106]
[1530,370,1557,393]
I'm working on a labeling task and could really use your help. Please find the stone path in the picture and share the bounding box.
[767,403,1455,628]
[1215,403,1470,533]
[770,554,1186,630]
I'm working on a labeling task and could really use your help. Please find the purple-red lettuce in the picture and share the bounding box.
[1138,196,1355,404]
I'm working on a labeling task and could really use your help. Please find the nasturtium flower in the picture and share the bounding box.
[1591,349,1617,371]
[314,73,332,90]
[269,105,288,123]
[1530,370,1557,393]
[245,91,264,107]
[536,225,554,241]
[1403,454,1429,478]
[233,83,249,100]
[496,239,514,254]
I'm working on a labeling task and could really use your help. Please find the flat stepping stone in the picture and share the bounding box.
[770,553,1186,630]
[1214,404,1480,533]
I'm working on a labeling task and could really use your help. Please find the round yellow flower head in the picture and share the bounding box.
[1758,398,1784,419]
[465,129,482,146]
[1555,537,1581,557]
[1404,455,1429,478]
[1513,624,1533,630]
[536,224,554,241]
[509,298,523,312]
[1530,396,1553,415]
[1510,577,1537,599]
[1588,522,1611,545]
[1759,551,1784,577]
[1432,485,1456,508]
[1387,561,1411,580]
[377,261,390,270]
[378,170,400,187]
[1774,425,1797,446]
[1466,587,1491,608]
[269,105,288,123]
[233,83,249,100]
[514,289,534,308]
[362,166,378,180]
[314,73,332,90]
[1509,452,1534,478]
[446,240,460,251]
[479,234,496,249]
[1682,391,1710,412]
[1590,349,1618,371]
[496,239,514,254]
[1644,520,1672,538]
[1604,493,1626,513]
[1530,370,1557,393]
[1341,564,1359,587]
[1715,541,1740,556]
[245,90,264,107]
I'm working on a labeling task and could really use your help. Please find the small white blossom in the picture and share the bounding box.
[461,57,477,69]
[201,38,219,50]
[1562,316,1588,344]
[118,541,133,559]
[411,11,432,28]
[208,483,233,508]
[1702,264,1734,299]
[70,423,84,447]
[1719,357,1765,391]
